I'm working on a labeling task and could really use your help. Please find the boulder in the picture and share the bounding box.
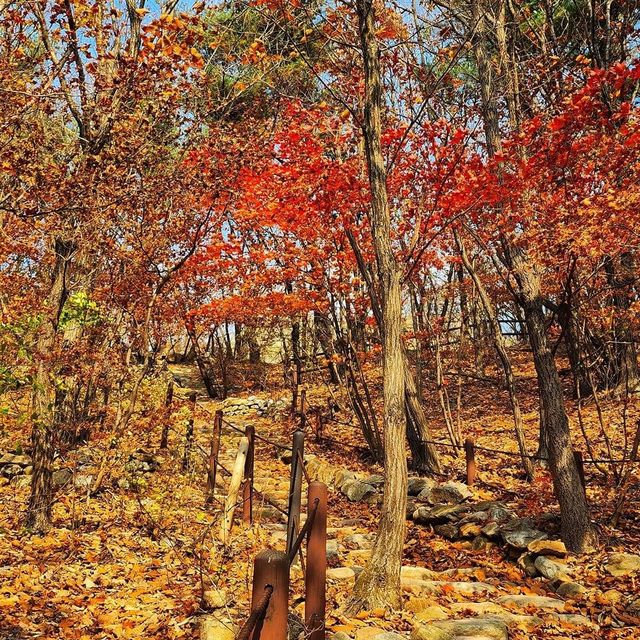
[202,589,227,609]
[426,481,472,505]
[413,504,468,526]
[1,464,23,478]
[408,477,435,496]
[335,469,356,490]
[11,454,31,467]
[52,468,72,487]
[517,552,539,578]
[363,474,384,487]
[344,533,375,549]
[555,581,587,599]
[501,521,547,550]
[411,617,508,640]
[199,615,234,640]
[341,479,376,502]
[527,539,567,557]
[434,524,460,540]
[605,552,640,577]
[534,556,570,581]
[496,594,565,611]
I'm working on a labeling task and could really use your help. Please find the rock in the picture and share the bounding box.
[12,475,30,488]
[555,581,586,599]
[413,504,468,526]
[203,589,227,609]
[327,539,340,562]
[1,464,23,478]
[517,552,539,578]
[501,523,547,550]
[434,524,460,540]
[414,605,450,622]
[11,454,31,467]
[52,468,72,487]
[368,634,406,640]
[24,466,33,476]
[327,567,359,580]
[427,481,472,505]
[534,556,570,580]
[362,474,384,487]
[406,598,447,615]
[496,594,566,611]
[402,579,496,597]
[354,628,386,640]
[411,617,508,640]
[288,611,305,639]
[199,615,234,640]
[480,522,500,539]
[459,523,483,538]
[117,477,131,490]
[527,539,567,557]
[341,479,376,502]
[0,453,15,466]
[329,634,351,640]
[408,477,435,496]
[73,474,94,490]
[344,533,375,549]
[335,469,356,490]
[605,552,640,577]
[407,500,418,519]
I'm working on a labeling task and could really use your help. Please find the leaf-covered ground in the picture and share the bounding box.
[1,356,638,639]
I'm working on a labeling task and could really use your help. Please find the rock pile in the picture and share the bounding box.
[222,395,288,417]
[0,451,32,481]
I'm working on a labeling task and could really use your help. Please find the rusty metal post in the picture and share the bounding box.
[305,482,327,640]
[286,428,305,555]
[207,410,222,497]
[160,379,174,449]
[250,550,289,640]
[464,438,476,486]
[243,424,255,524]
[574,450,586,494]
[182,391,196,471]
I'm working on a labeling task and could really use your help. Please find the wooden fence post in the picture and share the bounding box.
[220,436,249,543]
[182,391,196,471]
[291,361,301,415]
[160,379,174,449]
[300,389,307,429]
[286,428,305,555]
[464,438,476,486]
[305,482,327,640]
[207,409,222,498]
[243,424,255,524]
[250,550,289,640]
[315,412,324,443]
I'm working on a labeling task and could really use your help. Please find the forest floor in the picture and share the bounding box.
[0,352,639,640]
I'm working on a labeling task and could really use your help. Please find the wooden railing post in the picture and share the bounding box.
[286,428,305,555]
[250,550,289,640]
[207,409,222,499]
[300,389,307,429]
[314,412,323,443]
[305,482,327,640]
[243,424,255,524]
[182,391,196,471]
[220,435,249,543]
[464,438,476,486]
[160,379,174,449]
[291,362,300,415]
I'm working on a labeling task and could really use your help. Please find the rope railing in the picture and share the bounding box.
[235,584,274,640]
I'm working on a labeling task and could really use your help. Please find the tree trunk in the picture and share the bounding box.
[346,0,407,612]
[27,238,75,533]
[454,230,534,481]
[512,258,596,551]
